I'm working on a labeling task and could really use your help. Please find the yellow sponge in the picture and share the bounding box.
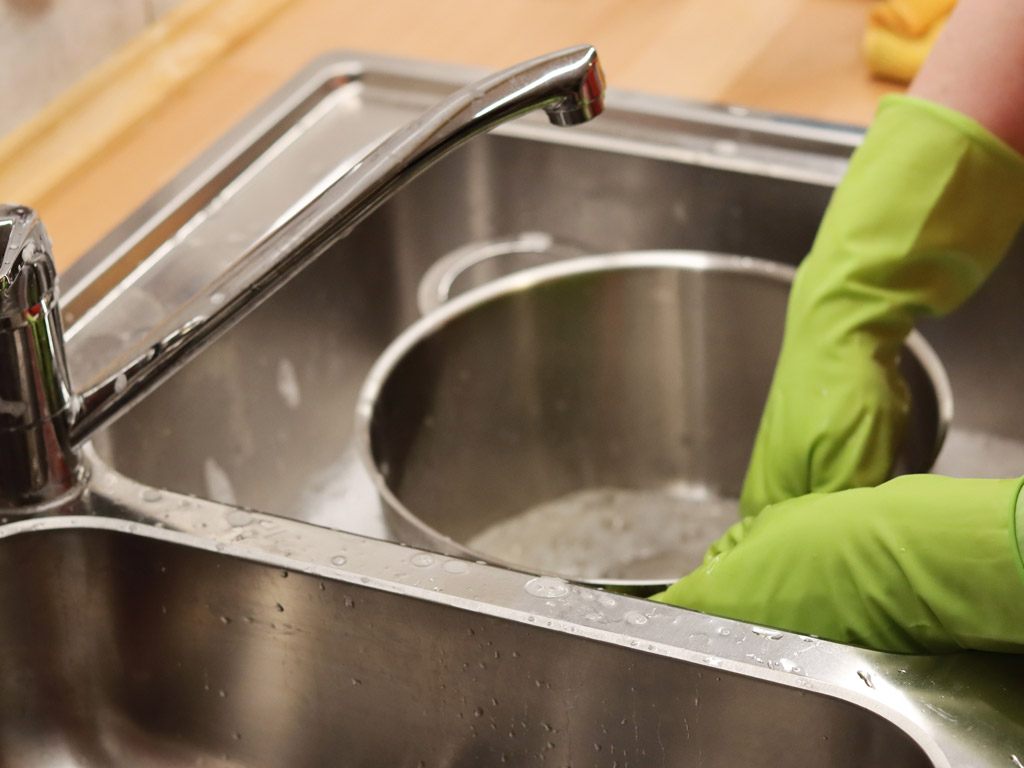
[864,0,954,83]
[864,12,948,83]
[870,0,955,36]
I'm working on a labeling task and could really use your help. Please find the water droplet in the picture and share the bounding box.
[218,689,226,698]
[779,658,803,674]
[597,594,617,608]
[113,373,128,394]
[751,626,783,640]
[331,555,348,566]
[233,732,242,741]
[716,626,731,637]
[524,577,569,598]
[443,559,470,574]
[220,616,231,625]
[141,488,162,502]
[210,291,226,306]
[226,509,252,527]
[411,553,435,568]
[275,603,284,612]
[624,611,649,626]
[857,670,875,689]
[474,707,484,717]
[351,678,362,686]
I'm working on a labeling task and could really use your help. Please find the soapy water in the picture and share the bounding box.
[931,427,1024,478]
[467,482,738,581]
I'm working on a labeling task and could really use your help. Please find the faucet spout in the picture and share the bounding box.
[539,48,606,126]
[470,44,605,127]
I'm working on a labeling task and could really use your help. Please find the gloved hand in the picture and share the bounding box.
[739,94,1024,519]
[654,474,1024,654]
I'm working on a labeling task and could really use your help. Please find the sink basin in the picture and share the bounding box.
[0,509,960,767]
[75,57,1024,537]
[38,53,1024,766]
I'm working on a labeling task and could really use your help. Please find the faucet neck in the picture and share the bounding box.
[0,47,606,511]
[0,206,81,511]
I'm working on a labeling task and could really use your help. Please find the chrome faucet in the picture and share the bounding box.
[0,45,605,511]
[0,208,80,508]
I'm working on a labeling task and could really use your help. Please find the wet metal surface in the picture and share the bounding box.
[23,53,1024,766]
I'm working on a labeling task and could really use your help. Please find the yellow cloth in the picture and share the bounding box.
[870,0,954,36]
[863,0,954,84]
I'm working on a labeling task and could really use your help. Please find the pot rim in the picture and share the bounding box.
[355,250,954,591]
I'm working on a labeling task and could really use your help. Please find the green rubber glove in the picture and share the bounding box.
[654,475,1024,654]
[739,94,1024,518]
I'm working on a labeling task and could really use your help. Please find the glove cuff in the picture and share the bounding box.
[885,94,1024,172]
[790,93,1024,347]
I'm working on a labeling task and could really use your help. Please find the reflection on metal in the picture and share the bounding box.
[0,206,80,509]
[0,45,605,508]
[0,50,1018,764]
[359,252,951,592]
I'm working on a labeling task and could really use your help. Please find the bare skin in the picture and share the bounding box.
[910,0,1024,154]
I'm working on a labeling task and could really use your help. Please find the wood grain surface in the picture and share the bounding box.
[5,0,901,269]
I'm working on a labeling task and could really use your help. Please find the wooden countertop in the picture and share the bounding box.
[16,0,900,268]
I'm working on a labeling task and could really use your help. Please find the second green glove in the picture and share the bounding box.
[655,474,1024,654]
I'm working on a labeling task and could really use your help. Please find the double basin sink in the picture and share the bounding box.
[8,53,1023,765]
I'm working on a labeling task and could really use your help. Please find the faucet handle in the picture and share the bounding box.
[0,205,80,510]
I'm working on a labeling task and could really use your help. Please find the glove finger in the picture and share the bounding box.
[654,475,1024,654]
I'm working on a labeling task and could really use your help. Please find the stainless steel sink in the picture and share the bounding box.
[22,52,1023,766]
[75,57,1024,536]
[0,488,1002,767]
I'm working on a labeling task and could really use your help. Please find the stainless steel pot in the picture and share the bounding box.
[357,251,952,593]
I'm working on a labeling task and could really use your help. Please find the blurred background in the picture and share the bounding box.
[0,0,943,268]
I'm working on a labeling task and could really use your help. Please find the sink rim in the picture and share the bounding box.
[7,466,955,767]
[26,444,1010,767]
[355,249,954,591]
